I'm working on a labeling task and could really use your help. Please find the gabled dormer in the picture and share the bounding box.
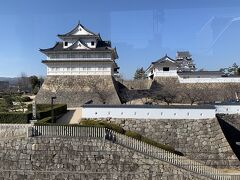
[66,40,90,50]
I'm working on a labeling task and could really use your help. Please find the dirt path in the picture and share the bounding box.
[56,108,82,124]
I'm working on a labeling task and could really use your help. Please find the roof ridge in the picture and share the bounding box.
[57,22,98,37]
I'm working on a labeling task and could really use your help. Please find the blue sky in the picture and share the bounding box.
[1,0,240,79]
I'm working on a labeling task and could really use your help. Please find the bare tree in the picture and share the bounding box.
[17,72,30,92]
[14,96,27,112]
[182,85,203,105]
[152,79,179,105]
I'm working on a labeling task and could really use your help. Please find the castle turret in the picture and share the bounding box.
[40,22,119,76]
[36,22,121,107]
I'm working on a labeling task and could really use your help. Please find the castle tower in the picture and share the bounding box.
[36,22,121,107]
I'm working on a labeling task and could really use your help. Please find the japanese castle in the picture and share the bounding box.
[40,22,119,76]
[36,23,121,107]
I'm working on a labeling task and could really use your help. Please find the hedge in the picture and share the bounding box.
[28,104,67,120]
[81,119,125,134]
[80,119,179,154]
[20,96,32,102]
[35,116,52,124]
[0,112,32,124]
[125,130,143,141]
[0,104,67,124]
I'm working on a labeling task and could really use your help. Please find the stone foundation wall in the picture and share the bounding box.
[152,77,240,103]
[0,124,31,138]
[218,114,240,130]
[35,75,121,107]
[117,79,152,90]
[104,118,240,168]
[0,137,212,180]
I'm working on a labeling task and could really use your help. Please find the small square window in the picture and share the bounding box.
[91,41,95,46]
[163,67,169,71]
[64,42,68,46]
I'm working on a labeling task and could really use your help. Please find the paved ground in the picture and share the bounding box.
[56,108,82,124]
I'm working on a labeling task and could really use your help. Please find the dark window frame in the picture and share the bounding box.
[163,67,170,71]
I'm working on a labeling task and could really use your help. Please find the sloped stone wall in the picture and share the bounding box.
[35,75,121,107]
[115,77,240,104]
[117,79,152,90]
[105,118,240,168]
[0,137,212,180]
[152,77,240,103]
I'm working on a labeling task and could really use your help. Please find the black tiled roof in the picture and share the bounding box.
[42,59,113,63]
[82,104,216,109]
[152,54,176,64]
[57,22,98,37]
[176,51,191,59]
[40,41,114,53]
[178,71,224,76]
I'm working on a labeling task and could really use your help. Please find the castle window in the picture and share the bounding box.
[91,41,95,46]
[65,42,68,46]
[163,67,169,71]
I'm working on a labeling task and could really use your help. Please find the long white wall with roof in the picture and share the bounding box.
[82,106,216,119]
[215,104,240,114]
[178,77,240,83]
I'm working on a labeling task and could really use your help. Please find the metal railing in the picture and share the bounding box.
[29,125,238,180]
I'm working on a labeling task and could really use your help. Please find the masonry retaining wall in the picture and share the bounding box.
[35,75,121,107]
[0,137,212,180]
[102,118,240,168]
[0,124,31,138]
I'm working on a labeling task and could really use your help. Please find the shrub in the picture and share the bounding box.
[0,112,32,123]
[80,119,104,128]
[35,116,52,124]
[99,121,125,134]
[125,130,142,140]
[28,104,67,120]
[21,96,32,102]
[141,136,175,153]
[81,119,125,134]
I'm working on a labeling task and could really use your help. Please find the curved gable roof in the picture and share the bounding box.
[152,54,176,64]
[57,22,98,37]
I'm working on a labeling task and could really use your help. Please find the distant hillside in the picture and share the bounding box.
[0,77,19,85]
